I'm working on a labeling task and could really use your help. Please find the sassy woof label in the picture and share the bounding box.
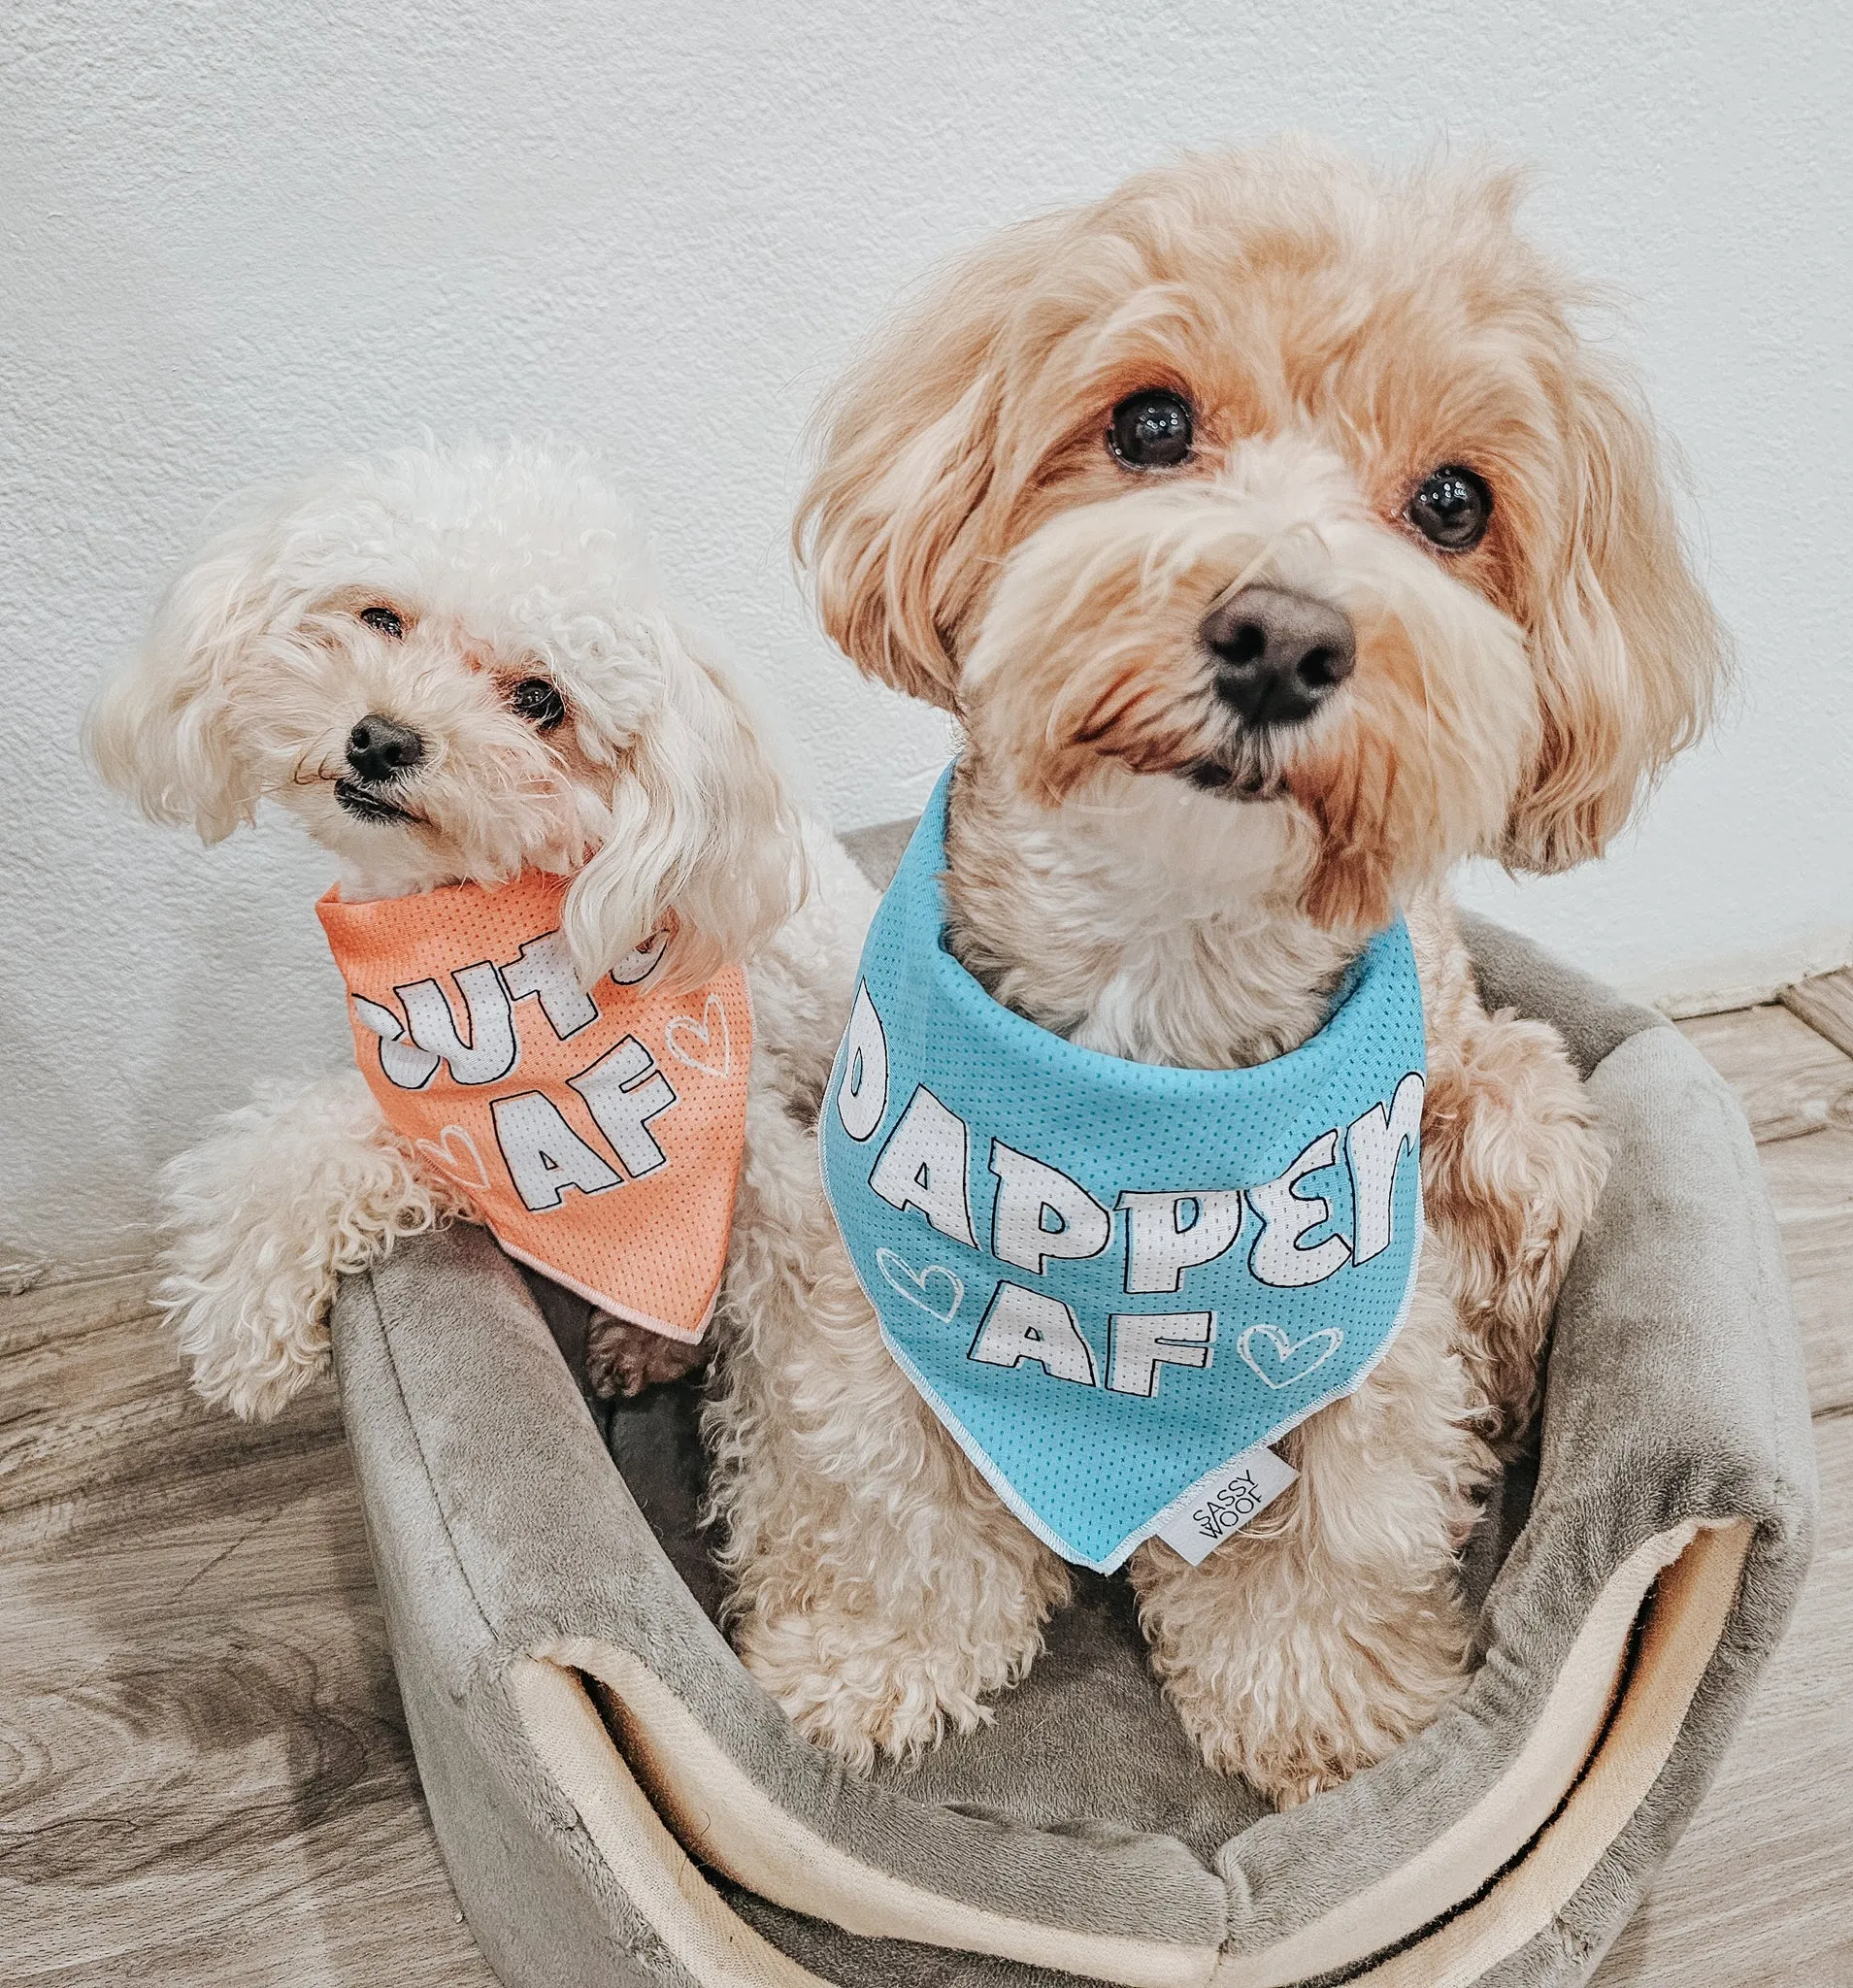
[1152,1446,1300,1566]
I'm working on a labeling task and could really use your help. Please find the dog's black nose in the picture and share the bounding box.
[1201,586,1356,727]
[346,713,425,782]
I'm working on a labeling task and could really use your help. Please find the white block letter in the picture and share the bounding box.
[569,1036,678,1176]
[968,1281,1097,1387]
[989,1141,1110,1274]
[351,994,442,1090]
[1107,1312,1214,1397]
[397,963,518,1084]
[835,982,889,1143]
[1346,1072,1425,1265]
[1118,1189,1247,1294]
[1248,1130,1351,1288]
[868,1085,976,1246]
[501,928,599,1040]
[610,929,669,986]
[491,1091,622,1209]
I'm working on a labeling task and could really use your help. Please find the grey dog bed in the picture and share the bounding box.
[329,841,1815,1988]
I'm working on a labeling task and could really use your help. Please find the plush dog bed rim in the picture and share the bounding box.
[329,902,1815,1988]
[505,1512,1749,1988]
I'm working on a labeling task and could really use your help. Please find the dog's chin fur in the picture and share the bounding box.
[707,139,1720,1800]
[86,441,871,1424]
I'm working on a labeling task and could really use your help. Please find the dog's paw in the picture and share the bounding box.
[735,1604,1022,1773]
[169,1283,333,1422]
[159,1250,337,1422]
[1164,1582,1472,1806]
[584,1311,710,1398]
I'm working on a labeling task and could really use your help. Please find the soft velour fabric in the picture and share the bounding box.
[329,833,1815,1988]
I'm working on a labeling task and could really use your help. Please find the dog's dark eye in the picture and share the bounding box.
[508,677,567,732]
[1406,467,1493,552]
[1108,391,1195,470]
[358,605,405,638]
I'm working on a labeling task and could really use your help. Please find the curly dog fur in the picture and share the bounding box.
[87,440,871,1420]
[708,140,1725,1802]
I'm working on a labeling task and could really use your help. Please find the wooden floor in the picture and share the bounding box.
[3,985,1849,1988]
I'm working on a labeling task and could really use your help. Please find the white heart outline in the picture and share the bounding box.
[1237,1322,1343,1389]
[415,1123,491,1192]
[875,1248,964,1323]
[664,991,732,1078]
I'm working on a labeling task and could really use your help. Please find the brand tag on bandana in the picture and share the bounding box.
[1149,1444,1301,1565]
[820,765,1426,1574]
[318,872,752,1342]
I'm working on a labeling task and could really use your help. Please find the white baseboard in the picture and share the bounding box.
[1632,930,1853,1020]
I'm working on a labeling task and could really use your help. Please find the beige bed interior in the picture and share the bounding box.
[509,1516,1751,1988]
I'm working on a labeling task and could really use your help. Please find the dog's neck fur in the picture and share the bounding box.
[941,755,1364,1071]
[331,850,467,905]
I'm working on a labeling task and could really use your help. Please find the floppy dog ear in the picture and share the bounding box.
[1501,364,1730,872]
[795,217,1067,711]
[84,516,277,843]
[562,613,808,993]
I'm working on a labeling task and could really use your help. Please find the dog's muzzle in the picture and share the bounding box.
[338,712,426,823]
[1201,586,1355,729]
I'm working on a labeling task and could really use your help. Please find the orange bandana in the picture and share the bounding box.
[317,872,752,1342]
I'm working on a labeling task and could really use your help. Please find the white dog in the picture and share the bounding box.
[87,440,870,1419]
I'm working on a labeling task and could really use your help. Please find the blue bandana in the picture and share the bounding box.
[821,766,1427,1573]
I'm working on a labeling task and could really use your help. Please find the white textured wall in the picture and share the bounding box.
[3,2,1848,1272]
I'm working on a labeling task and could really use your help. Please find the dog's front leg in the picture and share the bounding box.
[1129,1272,1493,1805]
[584,1313,710,1398]
[158,1070,470,1420]
[706,1110,1069,1771]
[1420,1010,1608,1439]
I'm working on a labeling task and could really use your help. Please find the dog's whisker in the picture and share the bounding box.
[1070,670,1157,747]
[1204,529,1293,618]
[1415,621,1440,809]
[1045,654,1135,751]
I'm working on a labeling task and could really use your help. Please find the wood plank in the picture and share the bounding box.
[1753,1127,1853,1418]
[1675,1003,1853,1143]
[1,1597,486,1985]
[0,1276,349,1558]
[1597,1412,1853,1986]
[1781,966,1853,1061]
[0,1276,497,1988]
[1673,1007,1853,1418]
[0,1268,168,1356]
